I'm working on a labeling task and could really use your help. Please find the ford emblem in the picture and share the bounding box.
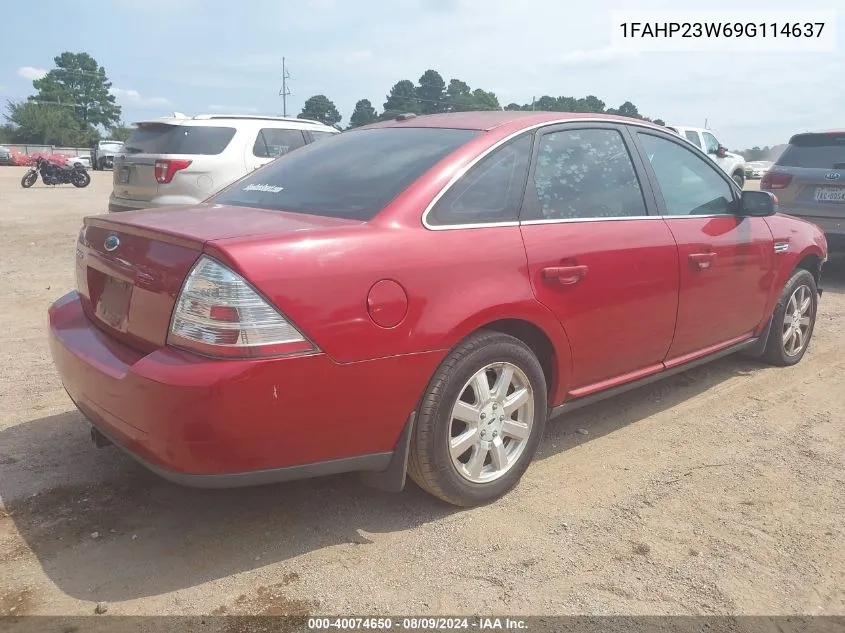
[104,234,120,252]
[824,172,841,180]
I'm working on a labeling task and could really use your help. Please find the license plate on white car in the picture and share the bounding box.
[815,187,845,202]
[117,166,130,184]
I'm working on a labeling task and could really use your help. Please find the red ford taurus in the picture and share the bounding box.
[48,111,828,507]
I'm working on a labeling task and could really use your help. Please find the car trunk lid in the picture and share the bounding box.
[76,205,364,351]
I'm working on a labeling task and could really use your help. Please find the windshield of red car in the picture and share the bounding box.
[208,127,481,220]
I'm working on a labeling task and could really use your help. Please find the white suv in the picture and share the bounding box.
[666,125,747,188]
[109,114,339,212]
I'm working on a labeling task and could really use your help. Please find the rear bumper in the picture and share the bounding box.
[48,291,441,486]
[779,211,845,250]
[108,193,204,213]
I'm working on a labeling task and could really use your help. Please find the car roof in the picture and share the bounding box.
[359,111,667,132]
[132,114,337,131]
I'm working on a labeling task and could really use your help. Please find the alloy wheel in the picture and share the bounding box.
[448,362,534,484]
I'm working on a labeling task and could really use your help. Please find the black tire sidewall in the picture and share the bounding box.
[733,172,745,188]
[413,333,547,506]
[766,269,818,366]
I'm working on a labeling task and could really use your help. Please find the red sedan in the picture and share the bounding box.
[48,111,828,507]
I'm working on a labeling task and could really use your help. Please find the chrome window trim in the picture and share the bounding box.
[421,117,667,231]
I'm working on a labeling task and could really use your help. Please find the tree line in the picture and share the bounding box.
[2,52,665,146]
[298,69,665,129]
[1,52,132,146]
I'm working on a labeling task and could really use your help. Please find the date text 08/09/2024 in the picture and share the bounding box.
[307,617,528,631]
[618,22,826,38]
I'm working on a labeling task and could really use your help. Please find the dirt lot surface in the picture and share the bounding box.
[0,166,843,617]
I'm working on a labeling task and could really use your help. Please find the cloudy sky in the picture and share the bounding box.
[1,0,842,149]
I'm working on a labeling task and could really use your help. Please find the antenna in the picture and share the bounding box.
[279,57,291,117]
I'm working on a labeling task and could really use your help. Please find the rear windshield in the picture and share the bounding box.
[124,124,236,155]
[209,127,481,220]
[778,134,845,169]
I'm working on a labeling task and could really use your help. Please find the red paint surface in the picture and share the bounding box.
[48,112,828,479]
[367,280,409,328]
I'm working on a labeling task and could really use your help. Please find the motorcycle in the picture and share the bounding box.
[21,157,91,188]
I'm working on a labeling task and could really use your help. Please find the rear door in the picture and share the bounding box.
[249,127,308,172]
[519,123,680,394]
[767,132,845,224]
[115,123,237,203]
[631,128,774,361]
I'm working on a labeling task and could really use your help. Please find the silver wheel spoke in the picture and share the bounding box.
[450,429,477,459]
[799,316,811,327]
[492,365,514,401]
[453,400,480,424]
[794,328,805,352]
[784,328,795,345]
[503,387,530,417]
[490,437,508,470]
[473,372,492,403]
[466,446,487,479]
[799,296,811,314]
[501,418,530,440]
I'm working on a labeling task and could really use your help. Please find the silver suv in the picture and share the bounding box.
[109,114,339,212]
[762,130,845,252]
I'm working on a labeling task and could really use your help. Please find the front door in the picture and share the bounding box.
[519,124,680,393]
[632,130,774,362]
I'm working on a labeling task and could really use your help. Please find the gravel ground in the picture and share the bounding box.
[0,166,843,617]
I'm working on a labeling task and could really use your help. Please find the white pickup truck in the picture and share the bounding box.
[666,125,747,188]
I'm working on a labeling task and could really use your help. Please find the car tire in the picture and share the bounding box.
[732,171,745,188]
[98,158,108,170]
[760,269,818,367]
[407,330,547,507]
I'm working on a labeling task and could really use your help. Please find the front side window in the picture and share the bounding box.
[702,131,721,153]
[530,128,647,220]
[210,127,481,220]
[253,128,307,158]
[428,134,532,226]
[638,133,735,216]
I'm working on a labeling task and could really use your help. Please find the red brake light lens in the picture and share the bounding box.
[760,171,792,190]
[168,256,315,359]
[154,159,192,184]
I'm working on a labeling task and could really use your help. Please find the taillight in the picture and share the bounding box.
[761,171,792,190]
[167,256,315,359]
[154,159,192,184]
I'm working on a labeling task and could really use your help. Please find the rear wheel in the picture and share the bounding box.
[732,171,745,188]
[761,269,818,366]
[72,171,91,188]
[407,330,547,507]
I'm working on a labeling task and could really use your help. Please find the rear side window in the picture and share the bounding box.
[428,134,532,226]
[684,130,701,145]
[253,128,306,158]
[209,127,481,220]
[124,124,236,155]
[528,128,647,220]
[778,134,845,168]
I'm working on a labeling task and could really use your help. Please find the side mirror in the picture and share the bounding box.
[740,190,778,217]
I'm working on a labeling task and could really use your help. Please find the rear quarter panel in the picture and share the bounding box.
[763,213,828,314]
[207,225,574,405]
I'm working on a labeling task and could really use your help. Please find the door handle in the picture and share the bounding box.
[542,264,588,285]
[689,252,717,270]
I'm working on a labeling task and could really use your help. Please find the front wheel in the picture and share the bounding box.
[72,171,91,188]
[732,171,745,188]
[760,269,818,366]
[407,330,547,507]
[21,171,37,188]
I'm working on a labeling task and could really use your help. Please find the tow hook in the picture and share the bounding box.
[90,427,112,448]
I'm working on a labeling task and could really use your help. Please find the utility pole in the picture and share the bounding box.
[279,57,291,117]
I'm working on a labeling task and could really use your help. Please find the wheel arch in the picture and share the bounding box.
[444,310,573,407]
